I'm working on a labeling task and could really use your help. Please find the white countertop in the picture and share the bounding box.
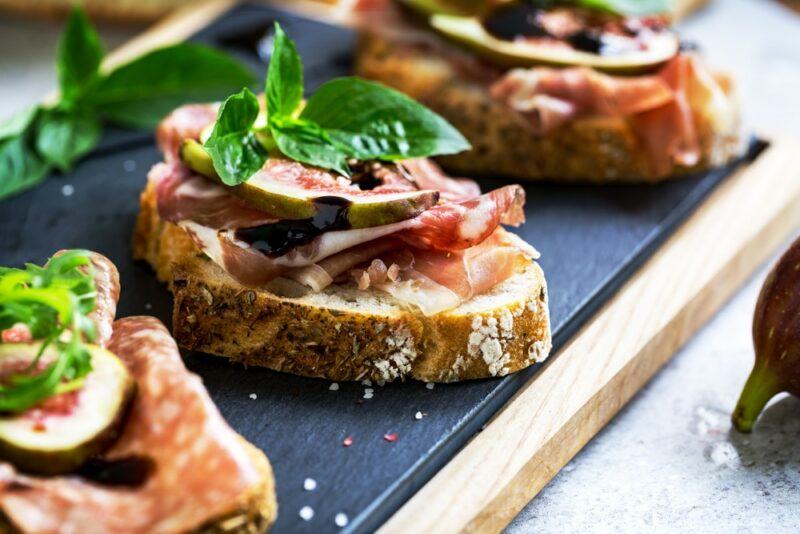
[1,1,799,531]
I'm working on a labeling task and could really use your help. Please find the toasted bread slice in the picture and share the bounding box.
[354,33,742,183]
[133,178,551,383]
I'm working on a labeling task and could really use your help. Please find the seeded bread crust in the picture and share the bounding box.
[354,34,742,183]
[133,179,552,383]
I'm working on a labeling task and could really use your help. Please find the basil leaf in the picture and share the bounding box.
[266,22,304,120]
[57,6,104,106]
[86,43,255,129]
[0,135,50,200]
[204,88,268,185]
[300,77,470,161]
[579,0,668,15]
[35,111,100,172]
[271,117,350,177]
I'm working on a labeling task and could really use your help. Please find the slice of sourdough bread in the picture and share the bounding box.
[354,34,742,183]
[133,178,551,383]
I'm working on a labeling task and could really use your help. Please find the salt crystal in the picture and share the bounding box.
[335,513,349,527]
[303,478,317,491]
[329,382,339,391]
[299,506,314,521]
[61,184,74,197]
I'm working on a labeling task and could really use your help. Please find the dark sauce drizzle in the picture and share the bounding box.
[79,456,155,488]
[482,4,644,56]
[235,196,353,258]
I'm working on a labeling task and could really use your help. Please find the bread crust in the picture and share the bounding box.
[354,34,742,183]
[134,179,552,383]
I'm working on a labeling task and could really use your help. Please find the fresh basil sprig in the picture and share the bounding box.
[205,22,470,183]
[0,250,97,414]
[0,5,255,201]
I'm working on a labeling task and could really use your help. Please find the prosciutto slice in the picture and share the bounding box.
[156,104,218,162]
[353,229,538,315]
[0,317,265,534]
[490,53,733,175]
[153,162,277,230]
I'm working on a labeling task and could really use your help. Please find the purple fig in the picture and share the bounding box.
[733,235,800,432]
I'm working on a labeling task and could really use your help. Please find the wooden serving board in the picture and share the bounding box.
[3,2,800,533]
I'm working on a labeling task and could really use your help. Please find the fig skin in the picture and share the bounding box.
[732,235,800,432]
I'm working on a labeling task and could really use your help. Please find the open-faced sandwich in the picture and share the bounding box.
[134,24,551,383]
[352,0,742,183]
[0,251,276,532]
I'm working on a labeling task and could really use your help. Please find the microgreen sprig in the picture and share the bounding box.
[0,250,97,413]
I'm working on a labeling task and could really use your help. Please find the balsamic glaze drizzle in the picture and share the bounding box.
[235,196,353,257]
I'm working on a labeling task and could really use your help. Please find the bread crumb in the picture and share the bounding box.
[426,382,435,390]
[303,478,317,491]
[329,382,339,391]
[361,379,372,386]
[363,388,374,399]
[299,506,314,521]
[249,393,257,400]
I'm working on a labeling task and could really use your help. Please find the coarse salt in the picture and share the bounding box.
[303,478,317,491]
[299,506,314,521]
[335,513,349,527]
[329,382,339,391]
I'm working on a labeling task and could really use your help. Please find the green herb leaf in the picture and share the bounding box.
[86,43,256,129]
[57,6,104,106]
[0,106,39,141]
[578,0,668,16]
[300,77,470,161]
[35,110,101,172]
[204,88,269,185]
[271,116,350,177]
[0,250,96,413]
[0,134,50,201]
[266,22,304,120]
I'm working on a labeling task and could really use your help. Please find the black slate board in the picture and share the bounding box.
[0,4,764,533]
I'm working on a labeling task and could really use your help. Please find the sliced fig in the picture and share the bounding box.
[0,343,135,475]
[180,139,440,229]
[732,236,800,432]
[430,7,679,74]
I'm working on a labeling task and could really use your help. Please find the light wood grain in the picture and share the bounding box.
[380,136,800,533]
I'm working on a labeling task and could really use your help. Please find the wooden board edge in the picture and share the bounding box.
[379,136,800,534]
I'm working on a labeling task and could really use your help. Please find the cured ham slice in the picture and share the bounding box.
[490,53,732,174]
[179,185,524,288]
[354,229,538,315]
[156,103,218,162]
[0,317,264,534]
[399,184,525,251]
[490,65,674,133]
[401,158,481,201]
[153,162,277,230]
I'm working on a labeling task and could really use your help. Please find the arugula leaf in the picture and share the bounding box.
[86,43,256,129]
[57,6,104,106]
[35,110,101,172]
[0,250,96,413]
[271,116,350,177]
[265,22,304,120]
[0,133,50,200]
[578,0,668,16]
[301,77,470,161]
[204,88,269,185]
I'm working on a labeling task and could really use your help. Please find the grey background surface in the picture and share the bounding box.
[1,0,799,532]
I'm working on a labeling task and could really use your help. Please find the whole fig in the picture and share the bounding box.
[733,235,800,432]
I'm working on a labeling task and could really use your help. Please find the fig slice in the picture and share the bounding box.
[180,139,440,229]
[429,13,679,74]
[732,237,800,432]
[0,343,135,475]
